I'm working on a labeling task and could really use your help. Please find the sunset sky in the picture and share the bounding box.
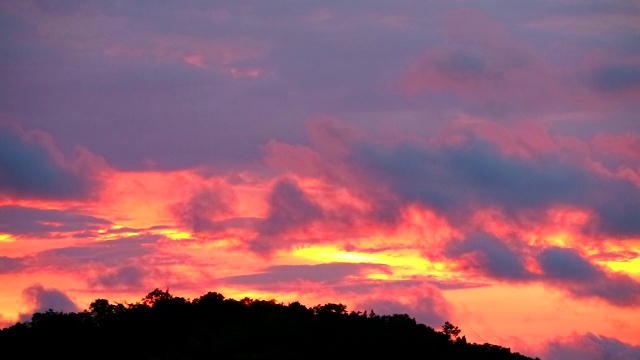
[1,1,640,358]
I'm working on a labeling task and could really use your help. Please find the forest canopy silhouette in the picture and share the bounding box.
[0,289,539,359]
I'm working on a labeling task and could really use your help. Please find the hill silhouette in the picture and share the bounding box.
[0,289,539,359]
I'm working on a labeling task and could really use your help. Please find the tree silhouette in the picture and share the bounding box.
[0,289,540,360]
[142,288,172,305]
[443,321,462,340]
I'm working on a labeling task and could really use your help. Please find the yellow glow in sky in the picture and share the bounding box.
[289,245,449,279]
[603,257,640,275]
[0,234,13,242]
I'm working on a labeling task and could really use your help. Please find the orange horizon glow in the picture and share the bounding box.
[3,166,639,356]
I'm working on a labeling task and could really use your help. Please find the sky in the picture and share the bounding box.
[1,1,640,358]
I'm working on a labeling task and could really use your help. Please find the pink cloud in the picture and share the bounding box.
[543,333,640,360]
[395,8,631,118]
[103,36,268,72]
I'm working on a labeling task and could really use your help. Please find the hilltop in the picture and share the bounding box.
[0,289,539,359]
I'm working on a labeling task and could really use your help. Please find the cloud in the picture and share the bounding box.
[590,195,640,237]
[591,64,640,92]
[589,251,639,263]
[355,285,452,328]
[334,279,423,294]
[445,232,532,281]
[397,8,575,118]
[33,234,161,268]
[352,138,640,237]
[355,140,579,214]
[224,262,390,288]
[435,51,490,80]
[259,179,324,235]
[19,285,78,322]
[538,247,640,307]
[0,125,104,200]
[171,186,235,233]
[441,237,640,307]
[333,277,486,294]
[0,205,111,236]
[93,266,145,288]
[543,333,640,360]
[538,247,603,281]
[0,256,24,274]
[249,179,325,254]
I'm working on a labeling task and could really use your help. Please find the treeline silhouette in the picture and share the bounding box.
[0,289,539,359]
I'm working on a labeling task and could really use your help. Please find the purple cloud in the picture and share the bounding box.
[171,187,235,233]
[442,237,640,307]
[94,266,145,288]
[538,247,602,282]
[0,256,24,274]
[352,139,640,237]
[356,285,452,328]
[591,64,640,92]
[543,333,640,360]
[224,262,390,287]
[538,247,640,307]
[19,285,78,322]
[249,179,325,253]
[445,233,532,281]
[0,205,111,236]
[334,280,423,294]
[0,126,103,200]
[436,52,490,81]
[33,234,162,268]
[259,179,324,235]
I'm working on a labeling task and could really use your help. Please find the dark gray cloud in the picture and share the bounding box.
[538,247,603,282]
[537,247,640,307]
[445,232,532,281]
[0,205,111,236]
[590,195,640,237]
[224,262,390,286]
[443,235,640,307]
[355,140,581,213]
[353,139,640,237]
[568,273,640,308]
[0,127,102,200]
[543,332,640,360]
[19,285,78,322]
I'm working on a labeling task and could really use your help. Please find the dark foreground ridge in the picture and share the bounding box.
[0,289,539,359]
